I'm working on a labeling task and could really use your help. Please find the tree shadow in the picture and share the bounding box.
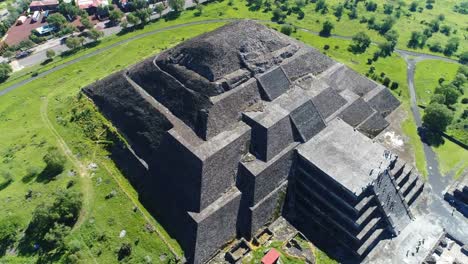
[22,171,38,183]
[40,59,53,66]
[0,179,12,191]
[35,167,59,183]
[164,11,181,21]
[418,127,445,147]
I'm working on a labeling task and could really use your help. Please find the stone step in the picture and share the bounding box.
[355,194,375,214]
[356,217,381,241]
[295,178,358,231]
[390,160,406,179]
[357,228,385,257]
[296,166,357,217]
[356,206,378,227]
[396,165,413,187]
[295,197,358,246]
[399,173,418,197]
[405,180,424,206]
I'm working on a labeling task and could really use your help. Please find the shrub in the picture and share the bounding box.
[323,44,330,50]
[462,98,468,104]
[118,243,132,260]
[43,147,66,178]
[390,82,399,90]
[280,24,293,36]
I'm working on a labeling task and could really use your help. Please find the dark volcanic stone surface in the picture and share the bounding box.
[256,66,290,101]
[312,88,348,119]
[290,100,326,142]
[156,20,296,96]
[367,88,401,117]
[339,98,375,127]
[82,72,172,161]
[282,49,335,81]
[357,112,389,138]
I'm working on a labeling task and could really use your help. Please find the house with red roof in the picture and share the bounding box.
[29,0,59,12]
[75,0,109,10]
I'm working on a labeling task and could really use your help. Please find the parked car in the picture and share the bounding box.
[15,50,33,59]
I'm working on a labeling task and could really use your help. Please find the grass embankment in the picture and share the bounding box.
[414,60,467,177]
[0,23,225,263]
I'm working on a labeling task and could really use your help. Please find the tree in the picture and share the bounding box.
[154,3,164,18]
[440,25,451,36]
[366,1,377,12]
[334,4,343,20]
[460,51,468,65]
[118,243,132,260]
[43,223,71,250]
[58,2,80,19]
[379,41,395,57]
[109,9,123,25]
[408,31,422,48]
[348,6,358,19]
[126,13,140,25]
[43,147,66,177]
[47,13,67,29]
[65,37,83,50]
[80,16,93,30]
[376,16,395,35]
[46,49,55,60]
[435,84,461,105]
[349,32,371,53]
[168,0,185,12]
[444,37,459,56]
[86,29,104,42]
[383,4,393,14]
[319,21,334,37]
[134,8,151,24]
[430,94,446,104]
[0,217,18,255]
[409,1,418,12]
[423,103,453,132]
[280,24,293,36]
[0,63,12,82]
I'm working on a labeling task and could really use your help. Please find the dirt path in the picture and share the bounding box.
[40,97,93,231]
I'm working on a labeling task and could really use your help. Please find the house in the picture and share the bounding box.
[29,0,59,12]
[261,249,280,264]
[75,0,108,10]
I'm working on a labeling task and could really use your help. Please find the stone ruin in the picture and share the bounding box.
[83,20,424,263]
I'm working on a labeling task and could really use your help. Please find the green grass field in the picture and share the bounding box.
[414,60,467,177]
[0,22,225,263]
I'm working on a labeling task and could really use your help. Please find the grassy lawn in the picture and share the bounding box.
[414,60,467,177]
[414,60,460,105]
[0,22,225,263]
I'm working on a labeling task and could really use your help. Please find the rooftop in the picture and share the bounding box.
[297,118,394,195]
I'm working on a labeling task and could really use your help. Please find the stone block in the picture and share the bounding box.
[282,48,336,81]
[187,187,242,264]
[243,104,294,162]
[366,88,401,117]
[238,142,297,206]
[205,78,261,138]
[339,98,375,128]
[249,182,288,239]
[154,123,251,213]
[311,88,348,119]
[321,65,378,96]
[357,112,389,138]
[290,100,326,142]
[256,66,290,101]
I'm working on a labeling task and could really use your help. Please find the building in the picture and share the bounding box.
[75,0,108,10]
[29,0,59,12]
[83,21,425,263]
